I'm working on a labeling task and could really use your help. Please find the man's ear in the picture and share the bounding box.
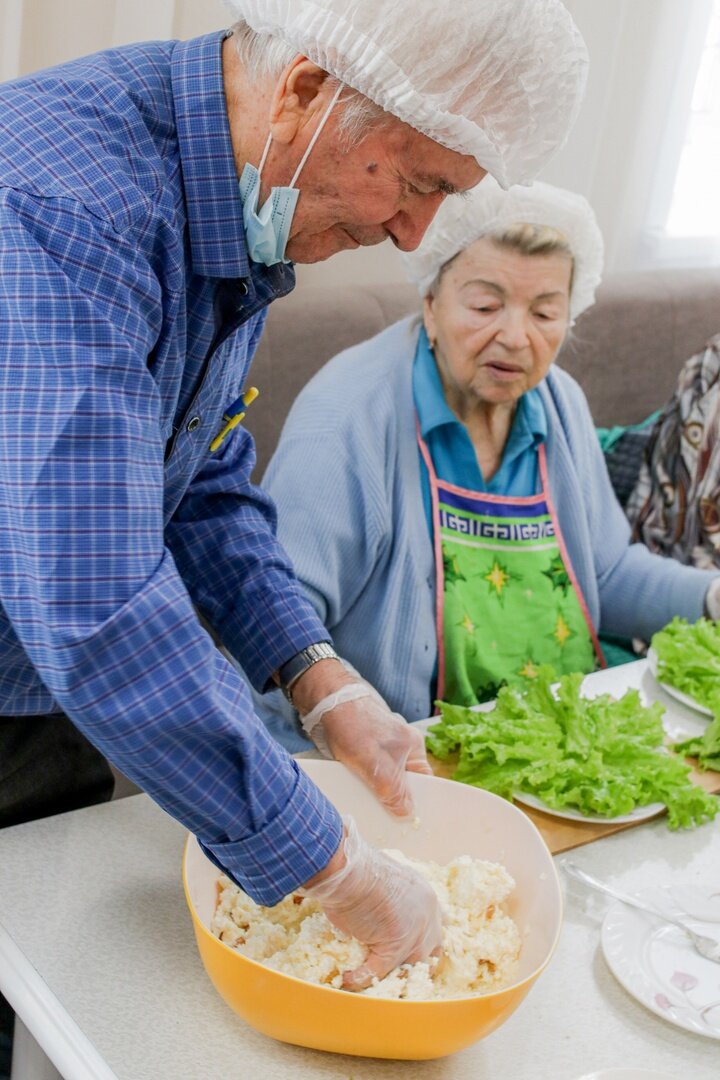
[269,57,332,146]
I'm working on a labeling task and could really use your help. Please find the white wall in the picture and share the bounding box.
[0,0,713,287]
[0,0,226,80]
[544,0,714,271]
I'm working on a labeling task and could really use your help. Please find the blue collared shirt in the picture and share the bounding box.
[413,328,547,530]
[0,32,341,903]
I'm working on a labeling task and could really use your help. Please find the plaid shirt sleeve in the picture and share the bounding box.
[0,187,342,905]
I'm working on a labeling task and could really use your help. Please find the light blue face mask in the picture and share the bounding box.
[239,83,343,266]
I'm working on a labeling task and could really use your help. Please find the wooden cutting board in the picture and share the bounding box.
[427,751,720,855]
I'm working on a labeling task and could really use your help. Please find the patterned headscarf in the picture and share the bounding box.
[626,335,720,569]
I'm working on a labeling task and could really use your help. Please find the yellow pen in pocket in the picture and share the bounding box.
[209,386,259,453]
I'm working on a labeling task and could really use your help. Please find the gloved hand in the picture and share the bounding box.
[299,680,432,816]
[302,816,443,991]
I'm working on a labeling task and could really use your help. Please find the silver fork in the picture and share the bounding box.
[561,860,720,964]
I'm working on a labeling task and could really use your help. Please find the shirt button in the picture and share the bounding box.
[238,280,249,296]
[186,416,201,433]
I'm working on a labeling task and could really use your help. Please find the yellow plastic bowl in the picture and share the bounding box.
[183,760,562,1060]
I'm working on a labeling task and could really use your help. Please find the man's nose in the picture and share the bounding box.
[385,192,446,252]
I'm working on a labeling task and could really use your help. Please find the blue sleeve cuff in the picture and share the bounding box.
[199,760,343,906]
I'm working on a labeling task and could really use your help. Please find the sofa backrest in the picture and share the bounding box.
[246,267,720,479]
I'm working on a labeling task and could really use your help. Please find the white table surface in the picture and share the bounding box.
[0,660,717,1080]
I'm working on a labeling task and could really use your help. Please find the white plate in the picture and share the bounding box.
[602,885,720,1040]
[648,647,714,718]
[418,716,666,824]
[513,790,665,825]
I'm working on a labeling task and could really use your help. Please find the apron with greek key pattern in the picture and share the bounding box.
[418,431,605,706]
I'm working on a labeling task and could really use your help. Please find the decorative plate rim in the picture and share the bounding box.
[601,884,720,1041]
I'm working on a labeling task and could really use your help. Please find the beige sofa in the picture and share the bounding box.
[247,267,720,479]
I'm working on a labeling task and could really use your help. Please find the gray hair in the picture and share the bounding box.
[230,19,387,148]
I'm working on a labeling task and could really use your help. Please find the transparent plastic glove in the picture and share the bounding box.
[302,816,443,991]
[300,681,432,816]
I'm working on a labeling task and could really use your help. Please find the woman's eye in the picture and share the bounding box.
[474,305,497,313]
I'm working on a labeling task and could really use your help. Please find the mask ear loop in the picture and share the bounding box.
[288,81,344,188]
[257,132,274,176]
[256,80,345,186]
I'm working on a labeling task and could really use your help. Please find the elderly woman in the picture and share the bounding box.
[256,180,720,751]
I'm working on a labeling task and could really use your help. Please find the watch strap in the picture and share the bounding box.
[278,642,338,702]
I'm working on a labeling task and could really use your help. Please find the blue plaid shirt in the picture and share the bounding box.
[0,32,342,903]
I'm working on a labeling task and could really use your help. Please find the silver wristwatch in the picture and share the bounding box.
[277,642,338,703]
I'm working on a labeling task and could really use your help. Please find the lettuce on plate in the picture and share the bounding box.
[426,667,718,829]
[651,616,720,715]
[674,714,720,773]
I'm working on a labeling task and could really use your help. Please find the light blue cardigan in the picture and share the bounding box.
[255,317,716,750]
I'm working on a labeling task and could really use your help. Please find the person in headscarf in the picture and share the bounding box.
[0,0,587,999]
[257,179,720,752]
[627,336,720,571]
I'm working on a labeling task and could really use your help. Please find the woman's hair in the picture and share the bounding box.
[494,221,574,260]
[429,222,575,297]
[230,19,387,148]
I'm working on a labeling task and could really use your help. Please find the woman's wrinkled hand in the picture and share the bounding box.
[705,578,720,620]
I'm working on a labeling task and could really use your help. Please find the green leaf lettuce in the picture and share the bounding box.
[651,617,720,715]
[426,666,718,829]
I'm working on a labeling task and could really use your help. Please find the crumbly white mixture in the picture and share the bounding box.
[211,851,521,1000]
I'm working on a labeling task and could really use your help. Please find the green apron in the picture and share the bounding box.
[418,433,605,706]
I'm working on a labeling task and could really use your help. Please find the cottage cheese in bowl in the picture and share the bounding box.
[211,850,521,1000]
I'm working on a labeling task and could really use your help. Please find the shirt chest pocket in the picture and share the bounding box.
[163,342,242,522]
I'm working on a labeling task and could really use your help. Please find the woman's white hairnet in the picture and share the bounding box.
[224,0,588,189]
[401,178,604,324]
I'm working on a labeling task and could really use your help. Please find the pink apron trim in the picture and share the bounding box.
[416,420,447,706]
[538,445,606,669]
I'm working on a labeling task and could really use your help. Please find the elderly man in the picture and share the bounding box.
[0,0,586,1020]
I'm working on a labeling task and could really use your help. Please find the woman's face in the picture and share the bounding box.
[423,236,572,410]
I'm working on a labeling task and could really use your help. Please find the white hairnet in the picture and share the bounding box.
[225,0,588,189]
[401,178,604,323]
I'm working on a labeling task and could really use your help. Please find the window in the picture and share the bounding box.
[665,0,720,238]
[643,0,720,266]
